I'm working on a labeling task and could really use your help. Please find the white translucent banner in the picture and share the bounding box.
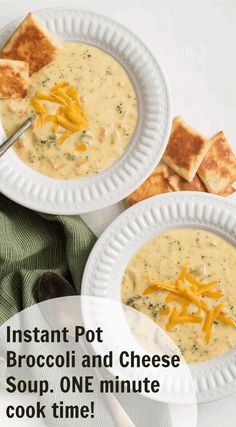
[0,296,197,426]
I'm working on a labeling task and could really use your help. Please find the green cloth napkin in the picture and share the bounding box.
[0,193,97,326]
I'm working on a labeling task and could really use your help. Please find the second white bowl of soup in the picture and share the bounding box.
[82,192,236,402]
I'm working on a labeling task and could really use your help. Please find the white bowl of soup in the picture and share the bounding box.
[0,9,172,214]
[82,192,236,402]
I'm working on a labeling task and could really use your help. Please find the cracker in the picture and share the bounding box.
[198,131,236,196]
[163,117,213,182]
[167,173,206,192]
[0,59,28,98]
[127,163,172,206]
[1,13,61,75]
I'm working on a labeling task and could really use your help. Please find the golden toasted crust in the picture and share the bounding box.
[0,59,28,98]
[167,173,206,192]
[163,117,213,182]
[198,131,236,196]
[1,13,61,75]
[127,163,172,206]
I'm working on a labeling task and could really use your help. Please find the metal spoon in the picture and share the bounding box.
[0,116,35,158]
[37,272,136,427]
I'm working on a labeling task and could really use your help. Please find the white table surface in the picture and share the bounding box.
[0,1,235,425]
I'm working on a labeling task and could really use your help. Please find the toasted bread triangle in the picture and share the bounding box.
[167,173,206,192]
[163,117,213,182]
[198,131,236,196]
[0,58,29,98]
[1,13,61,75]
[127,163,172,206]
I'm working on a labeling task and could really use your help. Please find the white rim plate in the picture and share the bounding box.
[81,192,236,402]
[0,8,172,214]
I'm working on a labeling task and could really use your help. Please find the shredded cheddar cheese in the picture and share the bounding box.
[30,98,47,115]
[160,306,170,316]
[143,285,159,296]
[75,143,88,152]
[204,291,223,299]
[197,283,217,295]
[173,315,202,324]
[216,314,235,327]
[185,273,200,286]
[57,131,71,146]
[30,82,89,145]
[143,264,235,344]
[166,307,178,332]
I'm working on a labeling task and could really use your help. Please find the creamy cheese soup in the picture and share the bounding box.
[121,229,236,363]
[0,43,137,179]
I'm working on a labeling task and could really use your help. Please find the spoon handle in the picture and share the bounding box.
[94,366,136,427]
[0,117,34,158]
[79,342,135,427]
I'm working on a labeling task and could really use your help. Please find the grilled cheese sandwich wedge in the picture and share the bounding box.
[163,117,213,182]
[198,131,236,196]
[0,59,29,98]
[1,13,61,75]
